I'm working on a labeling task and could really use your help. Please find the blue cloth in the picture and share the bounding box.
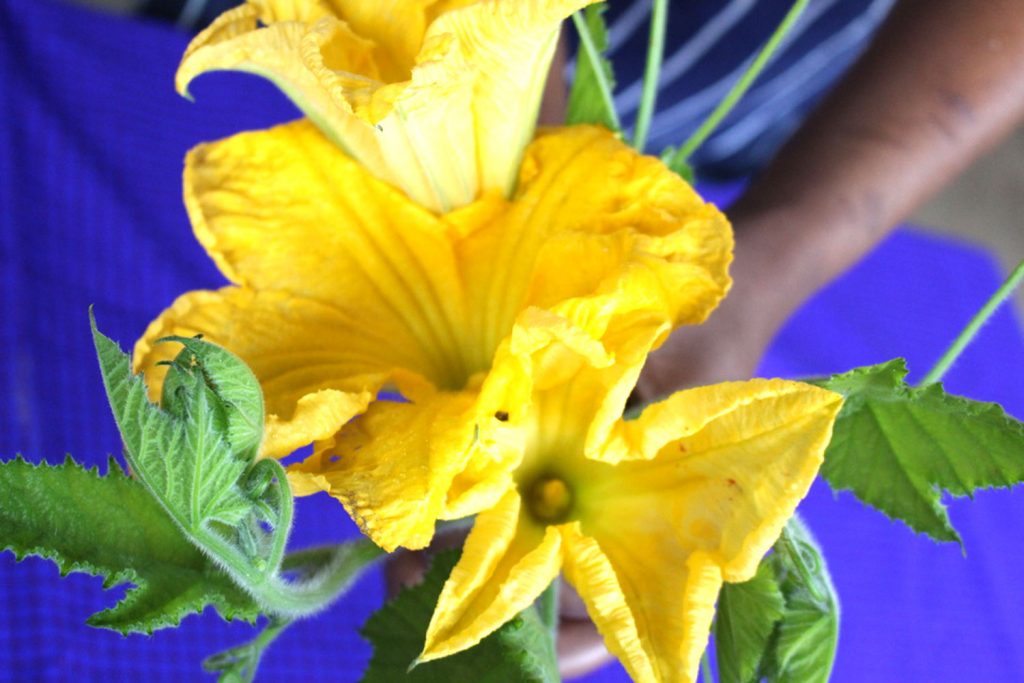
[3,0,1024,680]
[589,0,896,177]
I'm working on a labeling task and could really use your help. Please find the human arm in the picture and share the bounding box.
[638,0,1024,399]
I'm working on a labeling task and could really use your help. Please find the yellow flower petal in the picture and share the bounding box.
[514,380,840,681]
[561,523,722,683]
[183,121,471,389]
[521,126,733,327]
[462,125,733,461]
[143,123,733,553]
[132,287,390,443]
[178,0,593,211]
[420,489,562,662]
[261,388,373,459]
[286,391,516,551]
[588,380,843,583]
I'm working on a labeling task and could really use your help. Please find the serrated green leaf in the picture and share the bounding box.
[820,358,1024,543]
[361,550,559,683]
[161,335,265,463]
[764,516,839,683]
[91,313,384,619]
[94,322,259,531]
[716,562,785,683]
[91,314,291,583]
[0,456,259,634]
[566,3,619,131]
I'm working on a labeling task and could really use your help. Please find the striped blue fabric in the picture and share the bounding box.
[590,0,896,177]
[3,0,1024,681]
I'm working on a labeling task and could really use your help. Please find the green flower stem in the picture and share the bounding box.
[920,258,1024,386]
[572,11,622,131]
[632,0,669,152]
[203,616,293,677]
[669,0,809,165]
[701,649,715,682]
[213,531,384,617]
[125,451,383,617]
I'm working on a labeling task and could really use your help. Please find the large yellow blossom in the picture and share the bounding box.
[418,365,843,682]
[134,123,731,553]
[177,0,593,212]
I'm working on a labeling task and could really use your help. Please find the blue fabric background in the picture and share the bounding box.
[3,0,1024,680]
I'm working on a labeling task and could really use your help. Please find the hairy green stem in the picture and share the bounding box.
[125,436,382,616]
[572,10,622,130]
[701,649,715,682]
[213,532,385,617]
[670,0,809,164]
[920,259,1024,386]
[632,0,669,151]
[203,615,294,680]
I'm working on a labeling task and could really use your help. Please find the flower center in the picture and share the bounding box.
[525,475,573,524]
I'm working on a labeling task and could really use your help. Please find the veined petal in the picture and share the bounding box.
[561,523,722,683]
[458,126,732,365]
[183,121,471,389]
[589,380,843,582]
[261,388,373,459]
[417,0,593,196]
[513,380,841,680]
[177,4,376,135]
[287,391,516,551]
[420,490,562,662]
[133,287,393,446]
[448,305,625,519]
[178,0,593,211]
[483,304,666,477]
[316,0,438,80]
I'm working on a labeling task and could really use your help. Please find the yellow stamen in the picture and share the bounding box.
[527,476,573,523]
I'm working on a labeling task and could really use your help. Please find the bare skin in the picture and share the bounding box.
[639,0,1024,399]
[392,0,1024,677]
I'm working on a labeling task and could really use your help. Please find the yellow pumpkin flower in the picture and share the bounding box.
[134,122,731,552]
[176,0,593,212]
[418,369,844,682]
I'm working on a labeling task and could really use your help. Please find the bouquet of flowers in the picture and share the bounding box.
[4,1,1024,681]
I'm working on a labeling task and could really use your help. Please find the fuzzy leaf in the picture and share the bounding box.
[0,456,258,634]
[361,551,558,682]
[716,562,785,683]
[566,2,618,130]
[161,335,264,463]
[203,541,385,682]
[763,517,839,683]
[820,358,1024,543]
[91,313,292,583]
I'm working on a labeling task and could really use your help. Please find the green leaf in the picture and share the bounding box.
[715,562,785,683]
[91,313,291,589]
[566,3,620,131]
[160,335,265,463]
[763,516,839,683]
[0,456,258,634]
[203,617,293,683]
[91,313,385,618]
[820,358,1024,543]
[361,550,559,683]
